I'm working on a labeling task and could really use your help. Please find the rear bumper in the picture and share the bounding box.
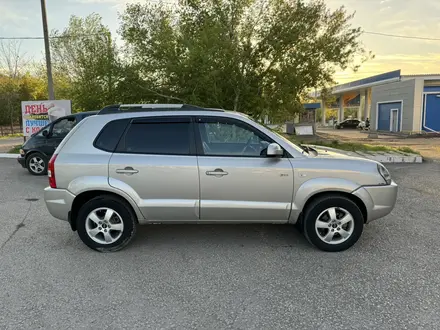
[44,187,76,221]
[352,181,398,223]
[17,156,26,168]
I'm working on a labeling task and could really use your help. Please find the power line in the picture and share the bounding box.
[2,31,439,41]
[0,34,105,40]
[363,31,440,41]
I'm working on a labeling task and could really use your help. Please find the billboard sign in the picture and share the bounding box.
[21,100,72,136]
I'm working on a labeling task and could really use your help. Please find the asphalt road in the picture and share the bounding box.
[0,159,439,329]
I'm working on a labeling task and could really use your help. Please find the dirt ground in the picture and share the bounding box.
[0,137,23,153]
[317,128,440,160]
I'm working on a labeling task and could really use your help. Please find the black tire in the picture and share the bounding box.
[303,195,364,252]
[76,195,137,252]
[26,152,48,176]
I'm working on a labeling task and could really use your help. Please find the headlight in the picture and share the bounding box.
[19,149,25,156]
[377,164,391,185]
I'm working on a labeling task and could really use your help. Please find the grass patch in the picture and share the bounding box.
[286,135,419,154]
[8,145,21,154]
[0,133,23,139]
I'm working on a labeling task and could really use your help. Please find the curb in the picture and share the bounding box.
[0,153,19,159]
[423,157,440,164]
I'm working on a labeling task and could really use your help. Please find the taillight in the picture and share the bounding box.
[48,154,58,188]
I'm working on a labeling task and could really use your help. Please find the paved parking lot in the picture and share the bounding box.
[0,159,439,329]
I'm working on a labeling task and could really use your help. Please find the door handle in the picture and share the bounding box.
[206,168,228,177]
[116,167,139,175]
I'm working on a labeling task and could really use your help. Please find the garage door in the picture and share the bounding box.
[423,93,440,132]
[378,102,402,132]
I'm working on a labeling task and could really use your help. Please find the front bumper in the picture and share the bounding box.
[17,155,26,168]
[352,180,398,223]
[44,187,76,221]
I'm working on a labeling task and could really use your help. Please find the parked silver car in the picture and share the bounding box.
[44,104,398,252]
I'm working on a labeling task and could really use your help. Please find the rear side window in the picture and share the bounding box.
[119,121,193,155]
[94,119,130,152]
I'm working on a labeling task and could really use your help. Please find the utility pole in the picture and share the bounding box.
[40,0,55,100]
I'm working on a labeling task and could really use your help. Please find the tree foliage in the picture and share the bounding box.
[0,1,371,129]
[0,41,46,128]
[50,14,124,111]
[120,0,371,120]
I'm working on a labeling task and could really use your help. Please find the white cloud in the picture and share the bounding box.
[379,6,391,12]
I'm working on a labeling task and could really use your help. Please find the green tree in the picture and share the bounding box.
[0,40,38,132]
[120,0,371,121]
[50,14,123,111]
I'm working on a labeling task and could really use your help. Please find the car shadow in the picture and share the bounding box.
[128,223,310,250]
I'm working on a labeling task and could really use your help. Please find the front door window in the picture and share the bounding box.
[51,117,76,138]
[198,119,272,157]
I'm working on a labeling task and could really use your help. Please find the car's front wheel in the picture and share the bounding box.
[303,195,364,252]
[76,195,137,252]
[26,152,47,176]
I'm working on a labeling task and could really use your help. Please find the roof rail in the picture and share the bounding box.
[97,103,224,115]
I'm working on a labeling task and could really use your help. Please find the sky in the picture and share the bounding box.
[1,0,439,85]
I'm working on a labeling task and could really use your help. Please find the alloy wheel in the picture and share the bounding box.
[85,207,124,244]
[315,207,355,245]
[29,156,46,174]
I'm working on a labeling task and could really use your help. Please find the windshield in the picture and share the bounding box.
[251,120,307,155]
[30,122,51,137]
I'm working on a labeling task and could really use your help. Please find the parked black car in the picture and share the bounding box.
[335,119,361,129]
[17,111,98,175]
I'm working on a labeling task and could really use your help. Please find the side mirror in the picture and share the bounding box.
[42,130,49,137]
[266,143,283,157]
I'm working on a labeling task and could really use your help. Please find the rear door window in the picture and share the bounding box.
[117,117,195,155]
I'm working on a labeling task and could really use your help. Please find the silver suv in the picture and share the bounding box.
[44,104,398,252]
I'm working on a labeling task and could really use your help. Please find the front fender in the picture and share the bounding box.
[289,178,360,223]
[67,176,146,223]
[25,149,50,159]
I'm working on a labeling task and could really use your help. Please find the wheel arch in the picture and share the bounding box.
[25,149,50,161]
[70,190,142,231]
[301,191,368,225]
[290,178,368,225]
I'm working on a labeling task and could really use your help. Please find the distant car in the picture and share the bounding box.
[17,111,98,175]
[43,104,398,253]
[335,119,361,129]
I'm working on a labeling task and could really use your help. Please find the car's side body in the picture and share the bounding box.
[44,110,397,231]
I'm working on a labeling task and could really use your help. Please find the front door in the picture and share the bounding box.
[195,116,294,221]
[43,116,77,156]
[108,116,200,221]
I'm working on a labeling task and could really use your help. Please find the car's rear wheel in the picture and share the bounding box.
[303,195,364,252]
[26,152,47,176]
[76,195,137,252]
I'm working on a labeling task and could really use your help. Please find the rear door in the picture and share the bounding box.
[43,116,77,156]
[108,116,200,221]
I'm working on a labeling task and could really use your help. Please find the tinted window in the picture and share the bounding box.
[198,119,271,157]
[94,119,130,152]
[122,122,192,155]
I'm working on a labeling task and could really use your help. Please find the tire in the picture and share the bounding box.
[303,195,364,252]
[26,152,48,176]
[76,195,137,252]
